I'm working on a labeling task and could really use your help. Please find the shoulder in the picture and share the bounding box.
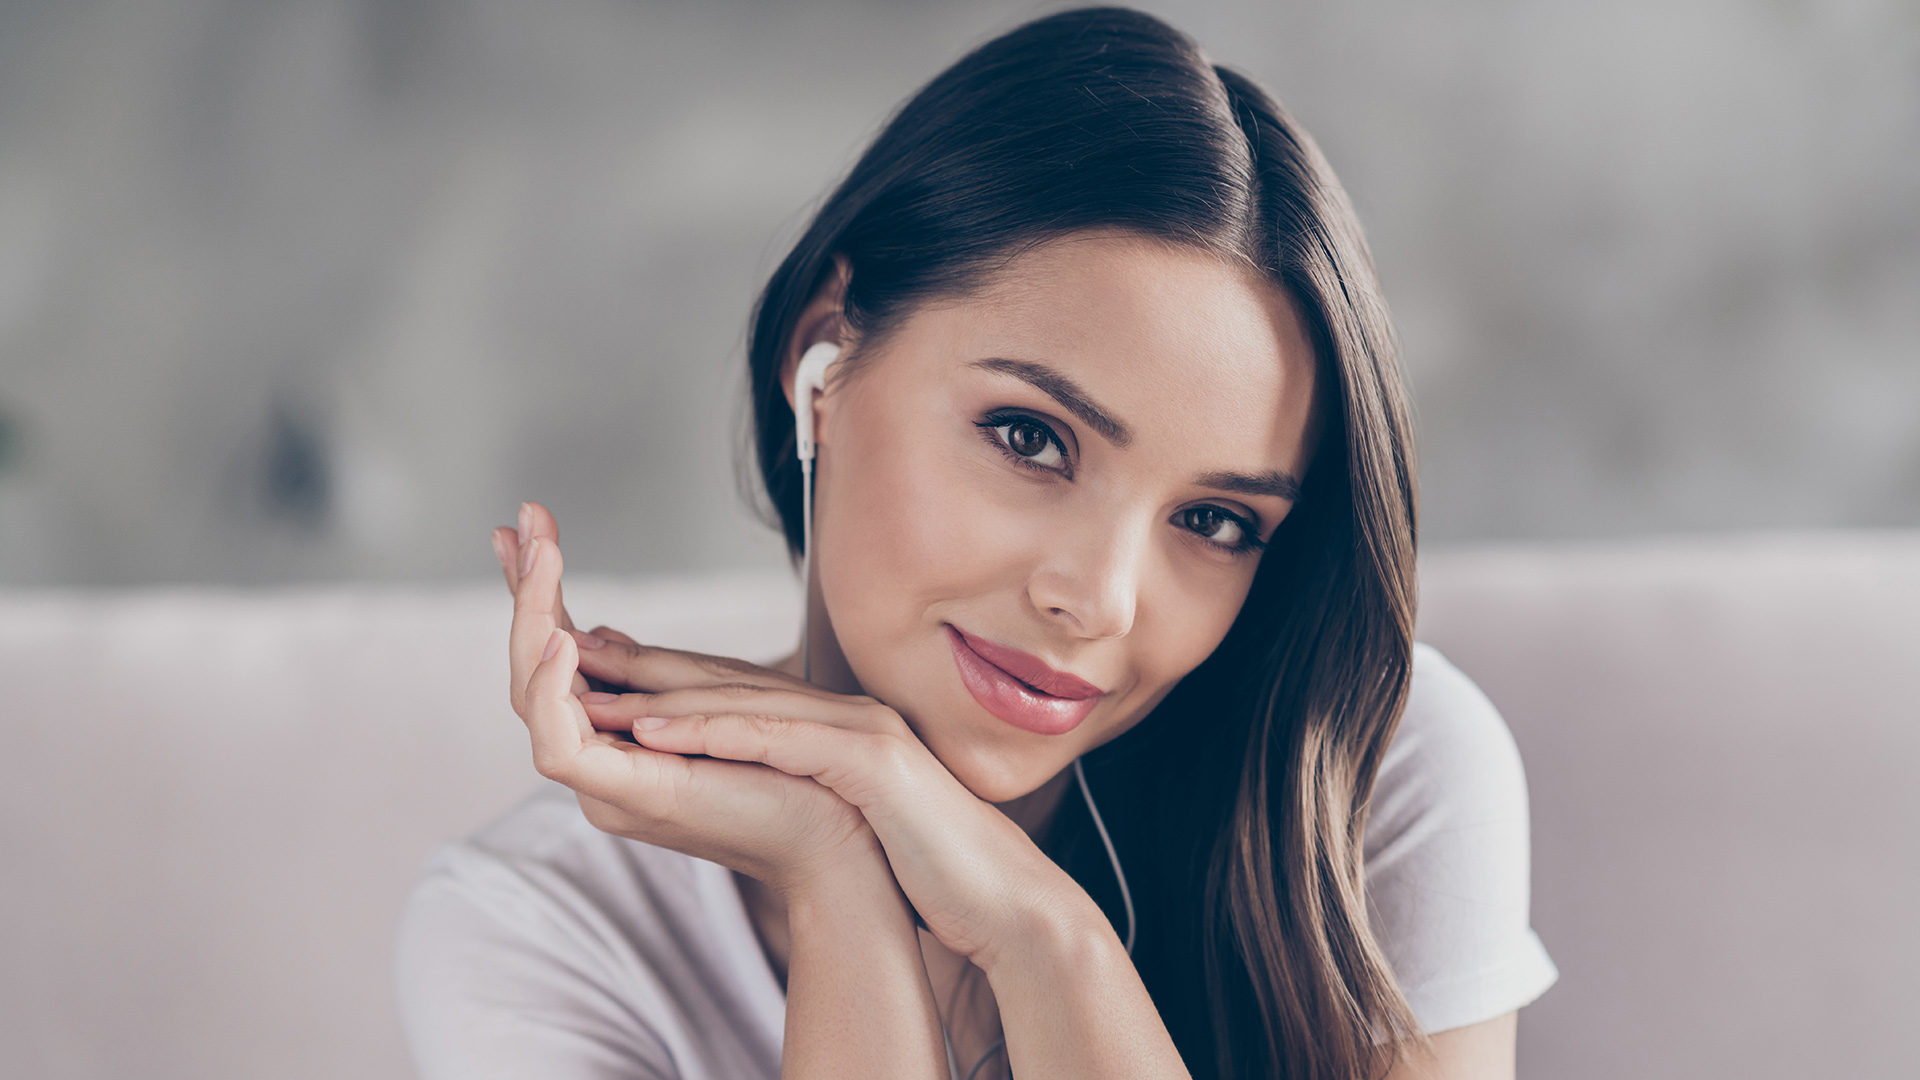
[1363,644,1558,1034]
[1368,643,1531,863]
[394,785,784,1080]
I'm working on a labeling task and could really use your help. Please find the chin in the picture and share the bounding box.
[925,732,1061,805]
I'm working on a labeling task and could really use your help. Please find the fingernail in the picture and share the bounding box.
[520,536,537,578]
[518,502,533,538]
[574,631,606,650]
[580,691,618,704]
[636,716,670,731]
[491,529,512,569]
[541,628,563,662]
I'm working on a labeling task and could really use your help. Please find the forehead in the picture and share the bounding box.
[898,232,1317,461]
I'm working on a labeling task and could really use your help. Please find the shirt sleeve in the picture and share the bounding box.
[393,845,681,1080]
[1364,644,1559,1034]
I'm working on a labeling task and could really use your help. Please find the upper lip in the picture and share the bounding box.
[946,625,1105,700]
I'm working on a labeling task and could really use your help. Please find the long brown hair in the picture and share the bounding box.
[743,9,1421,1077]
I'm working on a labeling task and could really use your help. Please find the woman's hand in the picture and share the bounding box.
[504,518,876,895]
[503,504,951,1078]
[572,644,1197,1080]
[569,643,1097,967]
[496,502,1180,1078]
[496,503,604,697]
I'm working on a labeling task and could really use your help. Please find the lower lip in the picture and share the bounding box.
[945,626,1101,736]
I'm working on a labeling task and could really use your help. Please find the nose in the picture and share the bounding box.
[1026,513,1146,640]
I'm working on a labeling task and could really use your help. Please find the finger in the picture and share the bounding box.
[509,537,567,711]
[492,526,520,589]
[574,636,810,696]
[510,503,578,632]
[630,712,906,806]
[633,712,850,777]
[501,522,584,696]
[578,703,634,732]
[566,630,623,700]
[522,500,562,546]
[570,628,635,696]
[523,628,591,779]
[509,541,590,700]
[582,684,898,735]
[526,629,697,803]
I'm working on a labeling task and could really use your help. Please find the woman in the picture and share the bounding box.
[396,8,1556,1079]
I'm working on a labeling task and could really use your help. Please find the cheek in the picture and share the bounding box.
[1108,554,1254,722]
[815,405,1019,641]
[1164,581,1247,674]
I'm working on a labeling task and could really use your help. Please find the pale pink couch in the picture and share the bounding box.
[2,533,1914,1078]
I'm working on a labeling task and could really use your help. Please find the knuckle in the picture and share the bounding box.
[744,712,785,739]
[870,733,914,774]
[531,751,567,782]
[696,653,751,679]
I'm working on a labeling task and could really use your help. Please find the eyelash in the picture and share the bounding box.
[973,410,1267,557]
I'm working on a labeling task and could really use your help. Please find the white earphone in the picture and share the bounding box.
[792,341,842,682]
[792,340,841,469]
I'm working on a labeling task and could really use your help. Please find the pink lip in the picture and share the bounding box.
[945,625,1104,736]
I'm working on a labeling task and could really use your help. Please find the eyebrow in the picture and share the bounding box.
[969,357,1133,448]
[1195,469,1303,503]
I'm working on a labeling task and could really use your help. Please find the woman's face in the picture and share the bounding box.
[810,231,1319,803]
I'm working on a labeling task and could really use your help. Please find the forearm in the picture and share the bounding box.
[779,843,947,1080]
[978,888,1190,1080]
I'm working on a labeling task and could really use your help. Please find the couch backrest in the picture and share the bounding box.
[1417,533,1920,1079]
[0,573,801,1080]
[2,534,1914,1079]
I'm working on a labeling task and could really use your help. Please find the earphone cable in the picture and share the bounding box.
[1074,757,1136,955]
[963,1035,1007,1080]
[942,1027,962,1080]
[800,458,815,683]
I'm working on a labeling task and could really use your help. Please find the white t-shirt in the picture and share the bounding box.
[394,644,1557,1079]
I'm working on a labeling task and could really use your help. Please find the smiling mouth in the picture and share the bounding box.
[944,625,1103,736]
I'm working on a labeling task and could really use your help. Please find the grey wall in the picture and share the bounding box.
[0,0,1914,586]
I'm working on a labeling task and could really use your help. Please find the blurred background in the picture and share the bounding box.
[3,6,1918,1080]
[0,0,1914,588]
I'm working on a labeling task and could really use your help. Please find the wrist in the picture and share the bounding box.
[972,873,1120,982]
[776,827,903,916]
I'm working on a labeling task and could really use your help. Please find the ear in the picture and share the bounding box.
[778,254,855,415]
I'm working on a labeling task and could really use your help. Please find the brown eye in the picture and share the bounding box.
[1180,506,1246,546]
[983,415,1066,470]
[1007,420,1051,458]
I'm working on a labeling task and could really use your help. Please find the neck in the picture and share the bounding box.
[774,560,862,694]
[997,765,1074,839]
